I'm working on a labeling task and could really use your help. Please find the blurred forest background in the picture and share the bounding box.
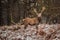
[0,0,60,26]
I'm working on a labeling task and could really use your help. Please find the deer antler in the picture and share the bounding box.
[41,6,46,13]
[33,8,38,15]
[38,6,46,17]
[33,6,46,17]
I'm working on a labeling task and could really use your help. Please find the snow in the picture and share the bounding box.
[0,24,60,40]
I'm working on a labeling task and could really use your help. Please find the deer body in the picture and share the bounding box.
[22,17,39,25]
[22,6,46,28]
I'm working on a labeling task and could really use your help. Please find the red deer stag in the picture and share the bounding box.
[22,6,46,29]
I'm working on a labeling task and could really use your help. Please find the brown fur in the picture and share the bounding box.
[22,17,39,25]
[22,6,46,28]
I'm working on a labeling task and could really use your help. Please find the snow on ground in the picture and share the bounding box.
[0,24,60,40]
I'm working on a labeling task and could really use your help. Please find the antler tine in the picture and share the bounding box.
[41,6,46,13]
[33,8,38,15]
[33,6,46,17]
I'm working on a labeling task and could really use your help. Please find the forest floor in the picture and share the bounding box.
[0,24,60,40]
